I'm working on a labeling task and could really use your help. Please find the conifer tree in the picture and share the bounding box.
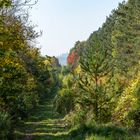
[79,32,114,122]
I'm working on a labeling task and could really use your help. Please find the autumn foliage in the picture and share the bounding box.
[67,51,77,65]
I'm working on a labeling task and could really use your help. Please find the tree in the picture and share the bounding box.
[79,32,114,122]
[113,72,140,127]
[0,0,51,138]
[0,0,11,7]
[112,0,140,75]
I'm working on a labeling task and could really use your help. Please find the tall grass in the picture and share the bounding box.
[69,122,140,140]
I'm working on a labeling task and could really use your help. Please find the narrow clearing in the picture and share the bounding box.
[14,98,71,140]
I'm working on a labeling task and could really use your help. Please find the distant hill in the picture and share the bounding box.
[57,53,68,66]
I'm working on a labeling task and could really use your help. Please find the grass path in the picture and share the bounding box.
[14,98,71,140]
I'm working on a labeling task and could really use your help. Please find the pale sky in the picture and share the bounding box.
[30,0,125,56]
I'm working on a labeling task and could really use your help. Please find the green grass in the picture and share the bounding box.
[14,97,140,140]
[85,134,140,140]
[14,98,71,140]
[69,122,140,140]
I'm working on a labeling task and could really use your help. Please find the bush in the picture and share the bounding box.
[0,111,12,139]
[70,122,127,140]
[54,88,74,114]
[85,135,108,140]
[128,109,140,129]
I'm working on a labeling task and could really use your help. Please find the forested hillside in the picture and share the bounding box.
[0,0,140,140]
[56,0,140,139]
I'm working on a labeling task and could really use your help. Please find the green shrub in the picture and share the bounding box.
[128,109,140,129]
[54,88,74,114]
[85,134,108,140]
[70,122,127,140]
[0,111,12,139]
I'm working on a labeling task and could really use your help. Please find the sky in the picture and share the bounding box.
[30,0,124,56]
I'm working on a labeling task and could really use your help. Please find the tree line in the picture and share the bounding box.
[0,0,60,139]
[55,0,140,139]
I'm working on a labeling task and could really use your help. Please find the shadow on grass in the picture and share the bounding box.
[14,99,70,140]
